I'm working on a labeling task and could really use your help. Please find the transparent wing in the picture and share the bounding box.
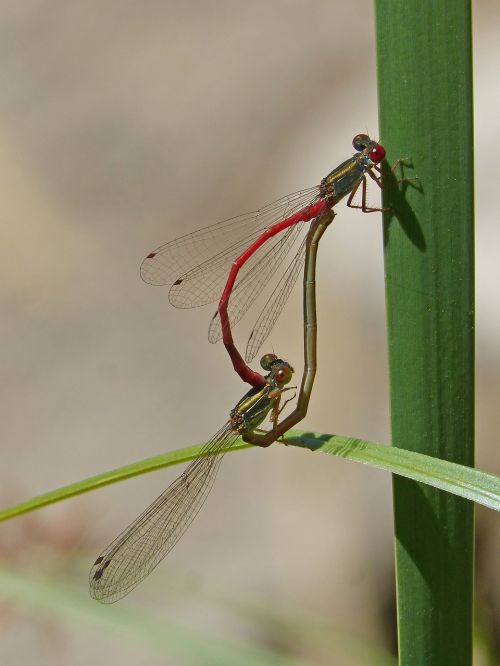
[140,187,320,308]
[89,423,238,604]
[245,236,308,362]
[207,221,308,344]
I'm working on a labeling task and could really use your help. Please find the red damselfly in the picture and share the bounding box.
[141,134,386,385]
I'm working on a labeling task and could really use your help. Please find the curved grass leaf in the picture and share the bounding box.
[1,429,498,522]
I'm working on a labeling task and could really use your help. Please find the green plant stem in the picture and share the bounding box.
[2,431,498,524]
[375,2,474,665]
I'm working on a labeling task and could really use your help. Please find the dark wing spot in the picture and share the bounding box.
[146,252,156,259]
[173,278,183,286]
[92,559,111,581]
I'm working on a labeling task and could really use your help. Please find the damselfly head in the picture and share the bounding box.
[260,353,278,370]
[260,354,293,384]
[273,363,293,386]
[352,134,386,164]
[368,143,386,163]
[352,133,371,151]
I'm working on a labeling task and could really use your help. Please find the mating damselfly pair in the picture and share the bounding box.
[90,134,387,603]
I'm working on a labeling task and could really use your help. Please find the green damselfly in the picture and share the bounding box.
[89,354,294,603]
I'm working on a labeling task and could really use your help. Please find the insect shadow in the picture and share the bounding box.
[382,158,425,252]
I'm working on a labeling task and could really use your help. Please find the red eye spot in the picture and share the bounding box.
[276,367,292,384]
[369,144,386,163]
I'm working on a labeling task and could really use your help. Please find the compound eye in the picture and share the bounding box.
[260,353,277,371]
[369,144,386,163]
[352,134,370,151]
[275,365,293,385]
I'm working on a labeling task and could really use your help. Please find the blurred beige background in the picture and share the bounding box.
[1,2,499,664]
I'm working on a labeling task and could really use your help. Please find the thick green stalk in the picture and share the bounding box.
[375,2,474,665]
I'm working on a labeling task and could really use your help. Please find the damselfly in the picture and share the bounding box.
[89,354,294,603]
[141,134,386,382]
[90,207,335,602]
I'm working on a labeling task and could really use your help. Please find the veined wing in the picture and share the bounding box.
[140,187,320,308]
[207,220,308,343]
[89,423,238,603]
[245,235,308,362]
